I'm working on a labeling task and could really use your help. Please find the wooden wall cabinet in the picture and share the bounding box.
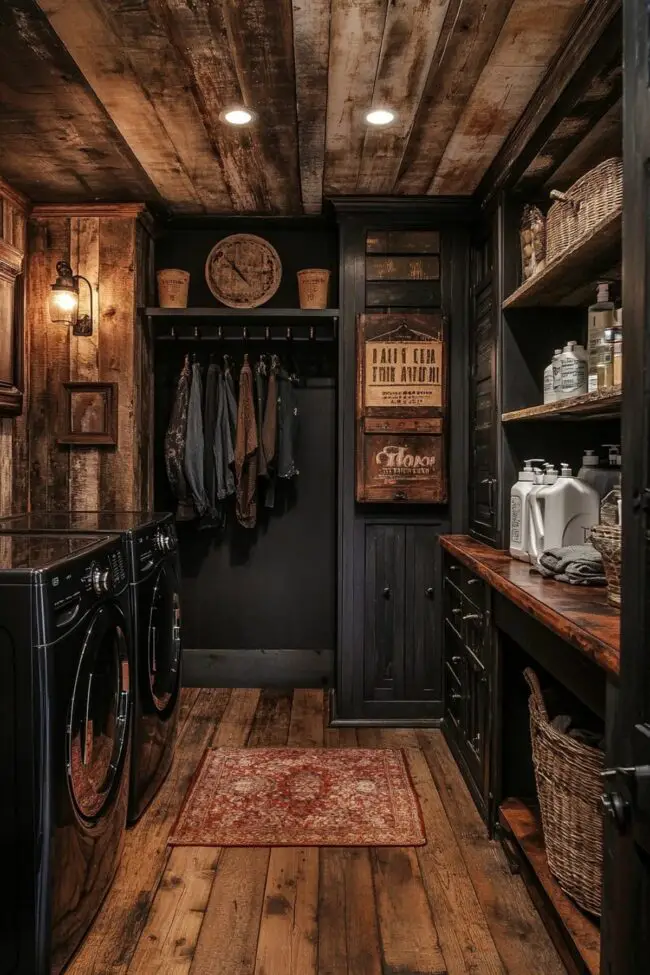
[332,197,473,724]
[0,179,28,418]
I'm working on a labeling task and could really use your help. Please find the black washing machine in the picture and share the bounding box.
[0,533,132,975]
[0,512,183,823]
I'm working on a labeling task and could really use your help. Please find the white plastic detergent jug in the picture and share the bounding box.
[530,463,599,554]
[526,465,551,562]
[510,460,538,561]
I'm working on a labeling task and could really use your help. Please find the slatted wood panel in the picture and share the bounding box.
[21,204,154,514]
[66,689,568,974]
[1,0,598,211]
[431,0,585,194]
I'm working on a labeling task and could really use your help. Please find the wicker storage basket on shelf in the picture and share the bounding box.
[590,524,622,607]
[520,205,546,280]
[546,157,623,263]
[523,667,604,915]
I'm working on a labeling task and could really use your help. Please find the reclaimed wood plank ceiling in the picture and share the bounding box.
[0,0,587,212]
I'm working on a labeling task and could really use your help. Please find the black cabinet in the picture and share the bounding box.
[442,554,494,821]
[359,524,442,720]
[469,237,499,544]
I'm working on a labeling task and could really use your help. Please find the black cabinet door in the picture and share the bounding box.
[468,239,499,544]
[363,525,405,702]
[602,3,650,970]
[363,525,441,707]
[404,526,439,701]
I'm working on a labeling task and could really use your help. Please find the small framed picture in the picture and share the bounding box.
[58,382,118,446]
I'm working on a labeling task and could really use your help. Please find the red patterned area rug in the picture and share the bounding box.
[168,747,426,847]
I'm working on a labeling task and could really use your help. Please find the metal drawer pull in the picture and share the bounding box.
[451,655,461,664]
[451,607,462,616]
[450,691,462,700]
[462,613,481,622]
[466,578,480,586]
[425,586,434,598]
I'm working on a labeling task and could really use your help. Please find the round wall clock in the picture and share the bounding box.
[205,233,282,308]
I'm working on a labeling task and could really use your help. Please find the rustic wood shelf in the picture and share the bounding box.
[502,387,621,422]
[143,307,340,318]
[499,798,600,975]
[503,210,621,309]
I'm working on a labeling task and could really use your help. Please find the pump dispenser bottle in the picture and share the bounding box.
[588,282,615,392]
[510,459,539,560]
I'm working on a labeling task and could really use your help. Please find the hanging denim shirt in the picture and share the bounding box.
[214,369,235,501]
[262,358,279,508]
[255,358,268,478]
[277,367,299,480]
[164,355,194,521]
[184,360,209,517]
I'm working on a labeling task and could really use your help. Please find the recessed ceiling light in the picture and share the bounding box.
[222,107,255,126]
[365,108,396,126]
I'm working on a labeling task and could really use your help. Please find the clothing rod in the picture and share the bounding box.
[155,335,336,343]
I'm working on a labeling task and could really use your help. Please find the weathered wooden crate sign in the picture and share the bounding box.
[357,313,447,503]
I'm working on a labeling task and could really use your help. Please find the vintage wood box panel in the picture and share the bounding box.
[356,313,447,503]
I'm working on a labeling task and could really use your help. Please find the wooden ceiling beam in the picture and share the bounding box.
[431,0,586,195]
[478,0,622,205]
[292,0,330,214]
[396,0,514,195]
[324,0,389,196]
[36,0,226,212]
[0,1,158,204]
[356,0,452,195]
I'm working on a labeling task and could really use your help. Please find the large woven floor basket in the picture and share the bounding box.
[524,668,604,915]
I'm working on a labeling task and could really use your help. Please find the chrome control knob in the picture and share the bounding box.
[155,529,172,552]
[92,565,112,594]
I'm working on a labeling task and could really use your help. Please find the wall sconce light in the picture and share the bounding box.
[49,261,94,337]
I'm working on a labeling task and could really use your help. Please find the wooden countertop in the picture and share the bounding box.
[439,535,620,678]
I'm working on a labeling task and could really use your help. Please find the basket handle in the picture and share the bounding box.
[523,667,549,723]
[549,188,581,213]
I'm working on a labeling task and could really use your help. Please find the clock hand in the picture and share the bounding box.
[221,253,250,286]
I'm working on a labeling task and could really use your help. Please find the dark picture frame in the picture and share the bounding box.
[58,381,118,446]
[0,237,25,417]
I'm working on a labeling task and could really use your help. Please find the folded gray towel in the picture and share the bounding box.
[537,543,602,575]
[532,543,605,585]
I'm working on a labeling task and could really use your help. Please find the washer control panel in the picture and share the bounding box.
[133,521,177,581]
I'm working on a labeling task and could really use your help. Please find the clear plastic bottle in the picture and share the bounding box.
[588,282,615,392]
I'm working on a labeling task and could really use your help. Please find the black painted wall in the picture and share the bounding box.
[153,217,338,674]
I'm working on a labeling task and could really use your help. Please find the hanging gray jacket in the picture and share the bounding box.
[184,360,209,517]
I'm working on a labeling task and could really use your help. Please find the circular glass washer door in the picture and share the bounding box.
[66,603,130,821]
[147,564,182,714]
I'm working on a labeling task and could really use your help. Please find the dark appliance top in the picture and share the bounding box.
[0,533,107,572]
[0,511,172,535]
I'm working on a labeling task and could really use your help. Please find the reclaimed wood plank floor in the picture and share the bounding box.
[68,688,566,975]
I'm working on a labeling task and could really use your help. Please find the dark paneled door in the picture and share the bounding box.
[363,525,439,705]
[602,3,650,971]
[468,237,499,544]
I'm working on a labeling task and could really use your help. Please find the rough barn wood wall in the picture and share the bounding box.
[23,203,154,513]
[0,176,29,516]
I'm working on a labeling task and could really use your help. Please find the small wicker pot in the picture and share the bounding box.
[590,524,622,607]
[297,268,330,309]
[157,268,190,308]
[524,668,604,916]
[546,158,623,262]
[520,205,546,280]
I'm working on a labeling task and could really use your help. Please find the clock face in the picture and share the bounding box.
[205,234,282,308]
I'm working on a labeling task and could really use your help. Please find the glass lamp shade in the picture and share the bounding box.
[50,262,79,325]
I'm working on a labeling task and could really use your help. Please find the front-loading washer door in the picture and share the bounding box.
[147,562,182,715]
[66,603,130,822]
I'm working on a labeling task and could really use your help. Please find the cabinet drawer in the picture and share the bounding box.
[444,558,486,609]
[443,577,464,635]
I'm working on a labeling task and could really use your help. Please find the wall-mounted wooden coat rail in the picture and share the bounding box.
[153,321,338,343]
